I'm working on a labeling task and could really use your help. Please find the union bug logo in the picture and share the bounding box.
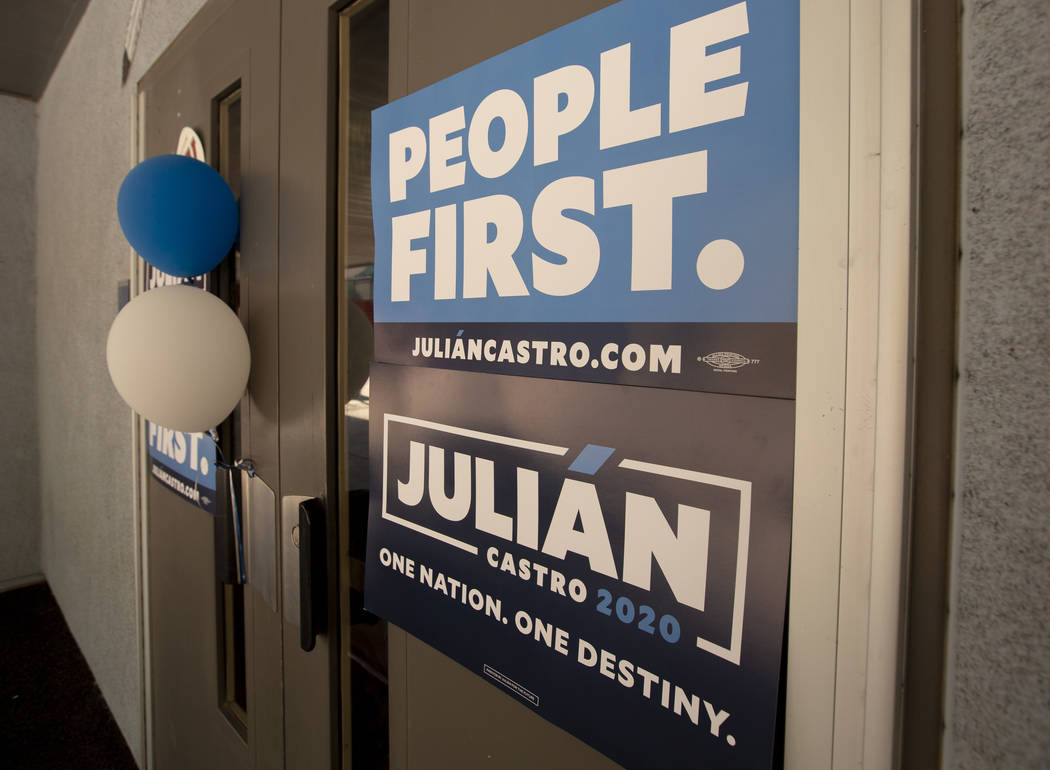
[698,352,758,373]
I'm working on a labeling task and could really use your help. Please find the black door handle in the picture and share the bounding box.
[298,497,327,652]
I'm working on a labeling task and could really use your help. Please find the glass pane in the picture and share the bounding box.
[217,86,248,734]
[338,1,389,767]
[219,92,242,199]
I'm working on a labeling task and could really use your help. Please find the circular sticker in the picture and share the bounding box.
[176,127,206,162]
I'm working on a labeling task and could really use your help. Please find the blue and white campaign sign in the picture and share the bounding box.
[147,420,217,514]
[365,363,793,769]
[365,1,798,766]
[370,0,798,397]
[140,258,209,293]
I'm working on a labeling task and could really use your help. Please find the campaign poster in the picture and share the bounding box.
[370,0,798,399]
[146,422,218,514]
[365,363,793,769]
[365,0,798,766]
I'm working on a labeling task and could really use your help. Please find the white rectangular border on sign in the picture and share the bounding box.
[380,412,752,665]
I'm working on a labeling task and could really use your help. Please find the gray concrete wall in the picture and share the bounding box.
[0,94,40,590]
[947,0,1050,767]
[36,0,206,763]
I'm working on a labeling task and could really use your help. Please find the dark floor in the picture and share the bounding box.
[0,581,138,769]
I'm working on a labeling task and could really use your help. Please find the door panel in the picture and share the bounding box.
[140,1,301,768]
[148,478,251,769]
[278,0,341,766]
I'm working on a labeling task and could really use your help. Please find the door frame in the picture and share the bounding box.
[788,0,927,766]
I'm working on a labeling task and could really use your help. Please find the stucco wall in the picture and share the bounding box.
[948,0,1050,766]
[36,0,206,763]
[0,94,40,589]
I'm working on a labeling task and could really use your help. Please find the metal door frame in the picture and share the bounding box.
[787,0,946,767]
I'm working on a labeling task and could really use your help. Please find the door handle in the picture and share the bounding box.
[297,497,327,652]
[281,495,327,652]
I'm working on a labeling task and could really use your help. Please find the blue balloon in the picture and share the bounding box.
[117,154,238,278]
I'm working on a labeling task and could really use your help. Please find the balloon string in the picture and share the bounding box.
[207,429,253,585]
[217,457,256,477]
[228,467,247,584]
[207,428,256,477]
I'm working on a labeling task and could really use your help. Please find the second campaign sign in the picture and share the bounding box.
[364,0,798,768]
[140,263,218,514]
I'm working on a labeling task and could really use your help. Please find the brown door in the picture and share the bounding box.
[139,0,335,767]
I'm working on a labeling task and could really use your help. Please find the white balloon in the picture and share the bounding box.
[106,284,250,432]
